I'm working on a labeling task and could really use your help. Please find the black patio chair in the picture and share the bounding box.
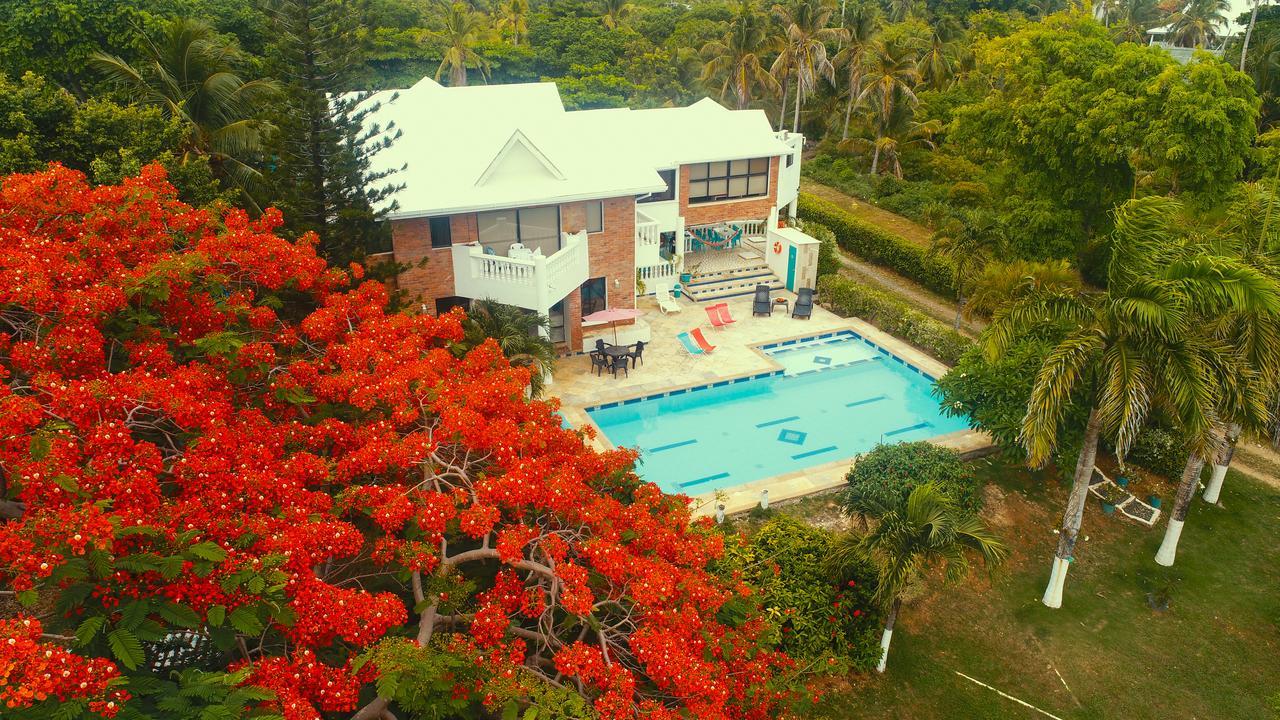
[589,351,609,377]
[595,338,610,354]
[628,340,646,368]
[792,287,814,319]
[752,284,772,316]
[610,354,630,378]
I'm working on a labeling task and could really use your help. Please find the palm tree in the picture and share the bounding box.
[700,0,781,110]
[600,0,634,30]
[830,484,1006,673]
[927,209,1005,329]
[460,300,557,397]
[435,3,490,86]
[1142,193,1280,564]
[983,195,1280,608]
[1169,0,1231,48]
[771,0,848,132]
[90,18,280,195]
[1241,0,1262,70]
[832,0,881,140]
[856,38,921,171]
[1109,0,1164,43]
[495,0,528,45]
[964,259,1082,320]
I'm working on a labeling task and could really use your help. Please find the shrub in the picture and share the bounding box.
[1126,427,1192,480]
[720,515,882,672]
[799,194,957,298]
[817,274,972,365]
[793,218,841,277]
[843,442,984,516]
[948,181,990,207]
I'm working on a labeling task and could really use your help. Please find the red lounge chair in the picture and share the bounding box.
[690,327,717,354]
[704,303,734,329]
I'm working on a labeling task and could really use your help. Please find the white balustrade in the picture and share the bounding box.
[451,231,588,311]
[635,209,661,248]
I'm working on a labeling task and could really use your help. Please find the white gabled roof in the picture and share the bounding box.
[360,78,795,220]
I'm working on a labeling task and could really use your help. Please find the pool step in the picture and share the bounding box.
[684,264,785,302]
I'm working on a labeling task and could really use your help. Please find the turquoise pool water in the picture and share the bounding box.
[586,331,965,494]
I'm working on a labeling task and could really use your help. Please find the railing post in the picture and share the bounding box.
[534,252,550,317]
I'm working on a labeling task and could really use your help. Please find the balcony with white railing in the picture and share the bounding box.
[451,230,590,312]
[635,209,660,249]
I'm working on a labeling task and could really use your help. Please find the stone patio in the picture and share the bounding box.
[550,291,993,516]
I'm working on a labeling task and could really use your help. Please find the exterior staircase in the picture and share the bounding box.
[681,260,784,302]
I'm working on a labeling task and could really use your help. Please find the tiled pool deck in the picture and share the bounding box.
[552,292,992,516]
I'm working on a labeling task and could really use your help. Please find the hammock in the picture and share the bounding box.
[688,224,741,250]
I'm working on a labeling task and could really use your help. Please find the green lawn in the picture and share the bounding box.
[807,459,1280,720]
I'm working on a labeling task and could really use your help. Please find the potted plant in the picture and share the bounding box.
[1115,474,1130,489]
[635,269,646,296]
[1148,494,1162,509]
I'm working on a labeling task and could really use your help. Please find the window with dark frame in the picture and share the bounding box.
[429,217,452,248]
[687,158,770,204]
[435,296,471,315]
[638,169,676,203]
[580,277,607,316]
[586,201,604,233]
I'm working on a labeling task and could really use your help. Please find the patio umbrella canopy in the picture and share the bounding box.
[583,307,644,344]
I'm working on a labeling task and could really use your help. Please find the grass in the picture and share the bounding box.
[800,179,935,248]
[806,457,1280,720]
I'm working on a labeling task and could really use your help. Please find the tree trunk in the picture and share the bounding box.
[870,142,881,175]
[792,69,803,132]
[954,296,964,330]
[1202,423,1239,503]
[778,80,789,129]
[875,596,902,673]
[1242,0,1260,71]
[1155,453,1207,566]
[1042,406,1101,609]
[842,87,854,141]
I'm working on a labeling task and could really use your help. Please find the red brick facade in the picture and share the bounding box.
[678,156,780,227]
[388,197,636,350]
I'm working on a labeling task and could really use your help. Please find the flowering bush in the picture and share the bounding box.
[0,164,796,719]
[719,516,882,674]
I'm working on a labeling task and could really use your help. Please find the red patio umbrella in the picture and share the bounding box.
[582,307,644,344]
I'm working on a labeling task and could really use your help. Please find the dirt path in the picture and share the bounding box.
[1233,442,1280,491]
[802,179,935,247]
[803,179,987,337]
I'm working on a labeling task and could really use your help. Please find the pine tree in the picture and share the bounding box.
[261,0,403,266]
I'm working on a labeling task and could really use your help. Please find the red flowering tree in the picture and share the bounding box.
[0,165,797,719]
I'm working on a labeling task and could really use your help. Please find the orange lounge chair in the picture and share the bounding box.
[690,327,717,354]
[704,303,734,329]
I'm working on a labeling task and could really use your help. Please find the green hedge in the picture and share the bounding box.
[797,193,956,298]
[791,218,841,277]
[817,274,972,365]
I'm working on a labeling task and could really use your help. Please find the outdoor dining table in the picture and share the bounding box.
[601,345,632,360]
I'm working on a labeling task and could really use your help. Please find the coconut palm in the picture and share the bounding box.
[927,209,1006,329]
[600,0,634,30]
[461,300,557,397]
[832,0,881,140]
[90,18,280,195]
[856,37,921,169]
[1169,0,1231,48]
[435,3,490,86]
[840,85,933,177]
[770,0,848,132]
[700,0,781,110]
[983,195,1280,608]
[495,0,528,45]
[1109,0,1165,43]
[964,259,1082,321]
[830,483,1006,673]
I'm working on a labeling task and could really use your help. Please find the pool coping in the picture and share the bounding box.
[555,317,993,516]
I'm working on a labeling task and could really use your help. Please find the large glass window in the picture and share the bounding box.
[580,277,607,316]
[687,157,770,204]
[638,169,676,203]
[548,300,566,344]
[476,206,561,257]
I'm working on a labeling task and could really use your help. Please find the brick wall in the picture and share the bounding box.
[390,198,636,351]
[678,156,780,226]
[389,214,479,309]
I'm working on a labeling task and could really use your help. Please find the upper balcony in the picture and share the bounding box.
[451,230,590,312]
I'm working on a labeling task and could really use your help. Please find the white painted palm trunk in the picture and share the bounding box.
[1154,519,1185,566]
[876,627,893,673]
[1042,556,1069,608]
[1201,463,1229,504]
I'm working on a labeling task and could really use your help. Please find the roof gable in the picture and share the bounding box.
[475,130,565,186]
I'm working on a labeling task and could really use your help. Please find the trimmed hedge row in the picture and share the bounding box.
[817,274,972,365]
[797,193,956,298]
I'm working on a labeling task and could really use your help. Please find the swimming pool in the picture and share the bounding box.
[585,330,966,494]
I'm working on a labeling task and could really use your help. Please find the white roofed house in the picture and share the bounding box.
[360,77,815,352]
